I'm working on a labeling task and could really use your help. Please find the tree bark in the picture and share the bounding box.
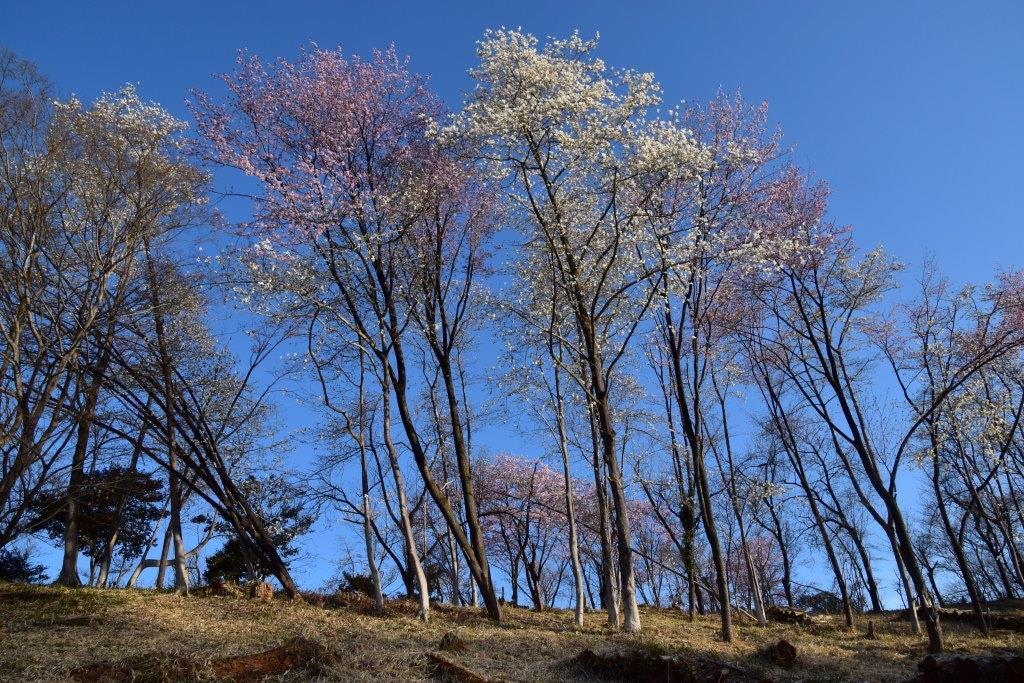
[554,360,586,626]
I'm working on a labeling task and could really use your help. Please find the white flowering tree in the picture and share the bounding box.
[53,86,207,589]
[450,30,707,632]
[0,48,207,595]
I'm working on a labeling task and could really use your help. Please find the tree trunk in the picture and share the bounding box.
[662,295,732,641]
[714,380,767,626]
[57,358,107,587]
[385,339,499,619]
[356,355,385,613]
[155,524,172,590]
[97,421,149,587]
[767,504,794,608]
[364,494,385,611]
[585,343,641,632]
[436,352,499,616]
[849,528,883,613]
[381,371,430,621]
[553,358,586,626]
[55,407,91,587]
[168,446,189,595]
[930,439,987,634]
[586,400,620,628]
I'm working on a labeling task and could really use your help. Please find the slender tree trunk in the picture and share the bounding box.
[662,294,732,641]
[585,348,641,632]
[56,403,91,587]
[888,506,943,650]
[553,357,586,626]
[713,379,767,625]
[586,399,620,628]
[766,504,794,608]
[363,492,385,611]
[57,359,107,587]
[437,354,498,615]
[381,371,429,620]
[926,562,945,608]
[357,352,385,613]
[848,528,883,613]
[447,528,462,606]
[510,552,520,606]
[97,429,147,587]
[930,439,987,634]
[886,521,921,633]
[168,446,189,594]
[144,239,188,595]
[127,500,168,589]
[386,339,501,620]
[658,350,700,621]
[155,524,172,590]
[526,558,545,610]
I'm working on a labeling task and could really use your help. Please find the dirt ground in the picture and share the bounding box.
[1,582,1021,681]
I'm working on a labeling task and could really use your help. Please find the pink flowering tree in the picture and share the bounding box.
[475,454,573,610]
[192,46,503,621]
[647,92,801,641]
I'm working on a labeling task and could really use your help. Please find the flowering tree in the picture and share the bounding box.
[0,53,207,593]
[644,92,795,640]
[476,454,571,610]
[193,46,502,620]
[743,166,1024,651]
[449,29,707,633]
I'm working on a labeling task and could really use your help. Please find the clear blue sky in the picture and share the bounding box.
[6,1,1022,281]
[4,1,1022,594]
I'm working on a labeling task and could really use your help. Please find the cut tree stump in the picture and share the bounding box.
[866,620,877,639]
[250,581,274,602]
[763,639,797,668]
[439,631,469,653]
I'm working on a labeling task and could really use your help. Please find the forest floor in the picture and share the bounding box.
[1,582,1022,682]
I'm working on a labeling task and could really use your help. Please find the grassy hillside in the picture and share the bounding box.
[1,582,1021,681]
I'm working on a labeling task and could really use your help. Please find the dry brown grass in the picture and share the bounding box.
[1,582,1021,681]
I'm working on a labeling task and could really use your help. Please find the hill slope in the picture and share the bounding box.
[1,582,1021,681]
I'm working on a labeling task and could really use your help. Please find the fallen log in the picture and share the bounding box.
[210,637,329,681]
[908,653,1024,682]
[571,646,756,682]
[766,605,816,626]
[901,605,1024,632]
[71,637,331,682]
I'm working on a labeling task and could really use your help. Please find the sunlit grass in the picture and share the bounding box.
[1,581,1021,681]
